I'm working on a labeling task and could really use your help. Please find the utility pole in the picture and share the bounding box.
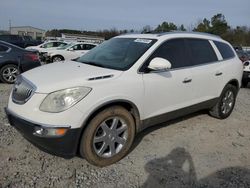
[9,19,11,33]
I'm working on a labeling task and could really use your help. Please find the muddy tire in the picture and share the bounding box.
[79,106,135,167]
[209,84,237,119]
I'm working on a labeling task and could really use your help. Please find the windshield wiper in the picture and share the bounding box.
[80,61,104,68]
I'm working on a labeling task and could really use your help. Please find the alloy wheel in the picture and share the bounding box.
[2,66,19,83]
[93,117,128,158]
[221,90,234,114]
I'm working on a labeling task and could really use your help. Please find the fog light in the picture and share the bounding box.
[33,126,69,137]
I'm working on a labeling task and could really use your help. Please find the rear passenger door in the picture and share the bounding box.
[186,38,223,103]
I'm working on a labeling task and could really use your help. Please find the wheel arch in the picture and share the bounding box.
[82,99,141,132]
[76,99,141,155]
[52,54,65,61]
[226,79,240,91]
[0,61,19,70]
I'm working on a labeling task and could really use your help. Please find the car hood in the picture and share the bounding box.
[22,61,123,93]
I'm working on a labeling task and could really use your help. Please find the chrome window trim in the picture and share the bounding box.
[137,37,235,74]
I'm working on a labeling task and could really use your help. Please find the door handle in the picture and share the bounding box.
[183,78,192,83]
[215,71,223,76]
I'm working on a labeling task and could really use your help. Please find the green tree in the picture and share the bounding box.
[178,24,186,31]
[193,18,210,32]
[155,22,177,32]
[209,13,230,36]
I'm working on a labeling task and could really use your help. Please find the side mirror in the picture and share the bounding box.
[148,57,172,71]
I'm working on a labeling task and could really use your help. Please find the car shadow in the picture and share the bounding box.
[141,147,250,188]
[130,110,207,153]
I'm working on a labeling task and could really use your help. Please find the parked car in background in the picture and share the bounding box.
[242,61,250,87]
[46,42,97,62]
[26,41,68,51]
[236,50,249,62]
[0,34,41,48]
[0,35,26,48]
[26,41,69,62]
[22,36,42,47]
[5,32,242,166]
[0,40,41,83]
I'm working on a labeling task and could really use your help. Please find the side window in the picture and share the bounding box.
[187,39,218,65]
[84,44,96,50]
[72,44,81,50]
[147,38,190,69]
[43,42,53,48]
[0,45,9,52]
[214,41,235,59]
[53,42,59,47]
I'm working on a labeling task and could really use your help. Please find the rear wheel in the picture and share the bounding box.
[79,106,135,167]
[209,84,237,119]
[0,64,20,84]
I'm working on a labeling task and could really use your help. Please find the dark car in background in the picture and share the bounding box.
[0,40,41,84]
[0,35,26,48]
[0,35,41,48]
[22,35,42,47]
[236,50,249,62]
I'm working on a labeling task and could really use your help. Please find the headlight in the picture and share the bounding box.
[40,87,91,113]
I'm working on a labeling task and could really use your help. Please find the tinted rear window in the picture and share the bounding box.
[187,39,218,65]
[214,41,235,59]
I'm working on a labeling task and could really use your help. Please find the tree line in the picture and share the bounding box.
[46,13,250,46]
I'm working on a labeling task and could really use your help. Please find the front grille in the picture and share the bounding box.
[12,76,36,104]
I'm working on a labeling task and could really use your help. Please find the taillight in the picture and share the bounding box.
[24,53,39,61]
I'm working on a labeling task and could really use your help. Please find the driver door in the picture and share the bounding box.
[142,38,196,124]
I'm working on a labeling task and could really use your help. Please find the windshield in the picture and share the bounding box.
[57,43,74,50]
[77,38,156,70]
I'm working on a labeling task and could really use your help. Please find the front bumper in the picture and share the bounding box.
[5,108,81,158]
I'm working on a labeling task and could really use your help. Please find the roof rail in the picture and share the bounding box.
[157,31,221,39]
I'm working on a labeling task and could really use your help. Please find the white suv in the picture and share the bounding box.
[5,32,243,166]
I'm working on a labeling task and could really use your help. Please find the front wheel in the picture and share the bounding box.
[52,55,64,62]
[79,106,135,167]
[209,84,237,119]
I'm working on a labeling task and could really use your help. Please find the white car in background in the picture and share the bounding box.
[26,41,68,52]
[46,42,97,62]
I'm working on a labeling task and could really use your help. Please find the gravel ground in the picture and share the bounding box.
[0,83,250,188]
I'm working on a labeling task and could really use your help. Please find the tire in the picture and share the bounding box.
[0,64,20,84]
[79,106,135,167]
[242,80,248,88]
[209,84,237,119]
[52,55,64,62]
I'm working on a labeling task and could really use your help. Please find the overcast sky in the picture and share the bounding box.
[0,0,249,31]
